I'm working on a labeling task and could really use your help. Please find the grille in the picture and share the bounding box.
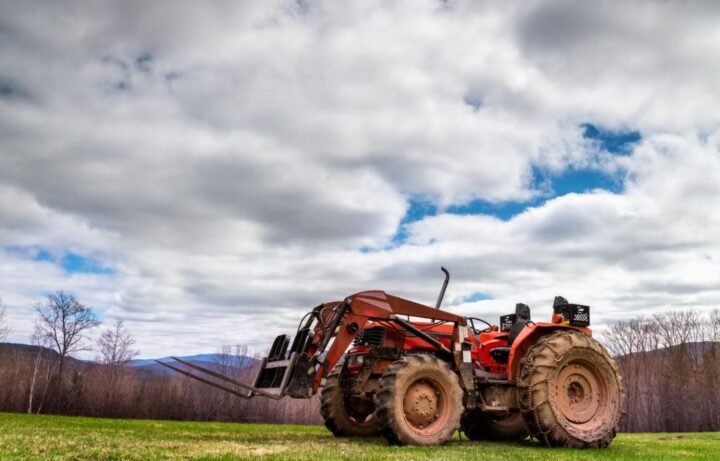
[353,327,386,346]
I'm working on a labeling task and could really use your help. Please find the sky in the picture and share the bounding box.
[1,0,720,358]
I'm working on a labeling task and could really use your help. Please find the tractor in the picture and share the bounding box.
[159,268,624,448]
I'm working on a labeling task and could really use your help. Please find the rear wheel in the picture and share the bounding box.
[517,330,624,448]
[461,410,528,441]
[374,354,463,446]
[320,374,379,437]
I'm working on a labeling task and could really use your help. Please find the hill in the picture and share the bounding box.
[0,342,85,367]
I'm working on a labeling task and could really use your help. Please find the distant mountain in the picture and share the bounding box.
[128,353,257,374]
[0,343,257,375]
[130,353,231,367]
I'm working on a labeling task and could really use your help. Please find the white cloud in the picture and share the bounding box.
[1,1,719,357]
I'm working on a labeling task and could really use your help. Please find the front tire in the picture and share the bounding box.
[517,330,624,448]
[374,354,463,446]
[320,374,379,437]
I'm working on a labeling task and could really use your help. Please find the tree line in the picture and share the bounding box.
[0,291,321,424]
[0,292,719,431]
[602,309,720,433]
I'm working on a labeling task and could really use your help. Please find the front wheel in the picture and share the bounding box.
[517,330,624,448]
[320,374,379,437]
[373,354,463,446]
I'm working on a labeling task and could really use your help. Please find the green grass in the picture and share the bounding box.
[0,413,718,460]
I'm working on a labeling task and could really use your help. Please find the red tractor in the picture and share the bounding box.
[160,268,623,447]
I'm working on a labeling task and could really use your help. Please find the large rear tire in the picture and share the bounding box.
[374,354,463,446]
[517,330,624,448]
[461,410,528,441]
[320,374,379,437]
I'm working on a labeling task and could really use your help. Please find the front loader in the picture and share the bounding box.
[159,268,623,447]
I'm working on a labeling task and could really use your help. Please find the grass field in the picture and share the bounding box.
[0,413,718,460]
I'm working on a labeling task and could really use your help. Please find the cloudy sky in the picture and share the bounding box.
[1,0,719,358]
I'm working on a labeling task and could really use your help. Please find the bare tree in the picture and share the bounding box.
[0,295,11,340]
[97,319,138,366]
[27,348,42,414]
[97,319,139,411]
[33,291,100,406]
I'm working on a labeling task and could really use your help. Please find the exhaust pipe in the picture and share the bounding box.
[435,266,450,309]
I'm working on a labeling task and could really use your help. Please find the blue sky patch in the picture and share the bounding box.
[548,168,622,195]
[33,248,54,262]
[6,245,52,261]
[5,246,114,275]
[391,199,438,244]
[446,200,530,221]
[464,292,493,302]
[532,165,623,196]
[582,123,641,155]
[61,252,114,275]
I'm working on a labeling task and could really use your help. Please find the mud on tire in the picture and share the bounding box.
[373,354,463,446]
[461,410,528,441]
[517,330,624,448]
[320,374,379,437]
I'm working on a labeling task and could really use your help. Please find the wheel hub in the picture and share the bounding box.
[556,363,601,424]
[403,380,441,429]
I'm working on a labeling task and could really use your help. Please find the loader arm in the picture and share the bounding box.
[284,290,470,398]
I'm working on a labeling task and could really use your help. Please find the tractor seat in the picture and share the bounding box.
[507,321,528,345]
[490,303,532,364]
[507,302,531,345]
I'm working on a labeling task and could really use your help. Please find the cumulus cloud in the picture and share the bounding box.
[1,0,719,357]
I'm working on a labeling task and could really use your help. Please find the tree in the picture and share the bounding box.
[97,319,138,366]
[96,319,139,412]
[26,344,44,414]
[0,295,10,340]
[33,291,100,407]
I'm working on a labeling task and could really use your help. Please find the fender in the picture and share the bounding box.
[507,322,591,384]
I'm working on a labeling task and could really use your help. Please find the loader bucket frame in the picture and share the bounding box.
[155,356,286,400]
[156,332,308,400]
[155,301,331,399]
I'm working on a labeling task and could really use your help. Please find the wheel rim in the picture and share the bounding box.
[402,378,449,433]
[556,360,607,425]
